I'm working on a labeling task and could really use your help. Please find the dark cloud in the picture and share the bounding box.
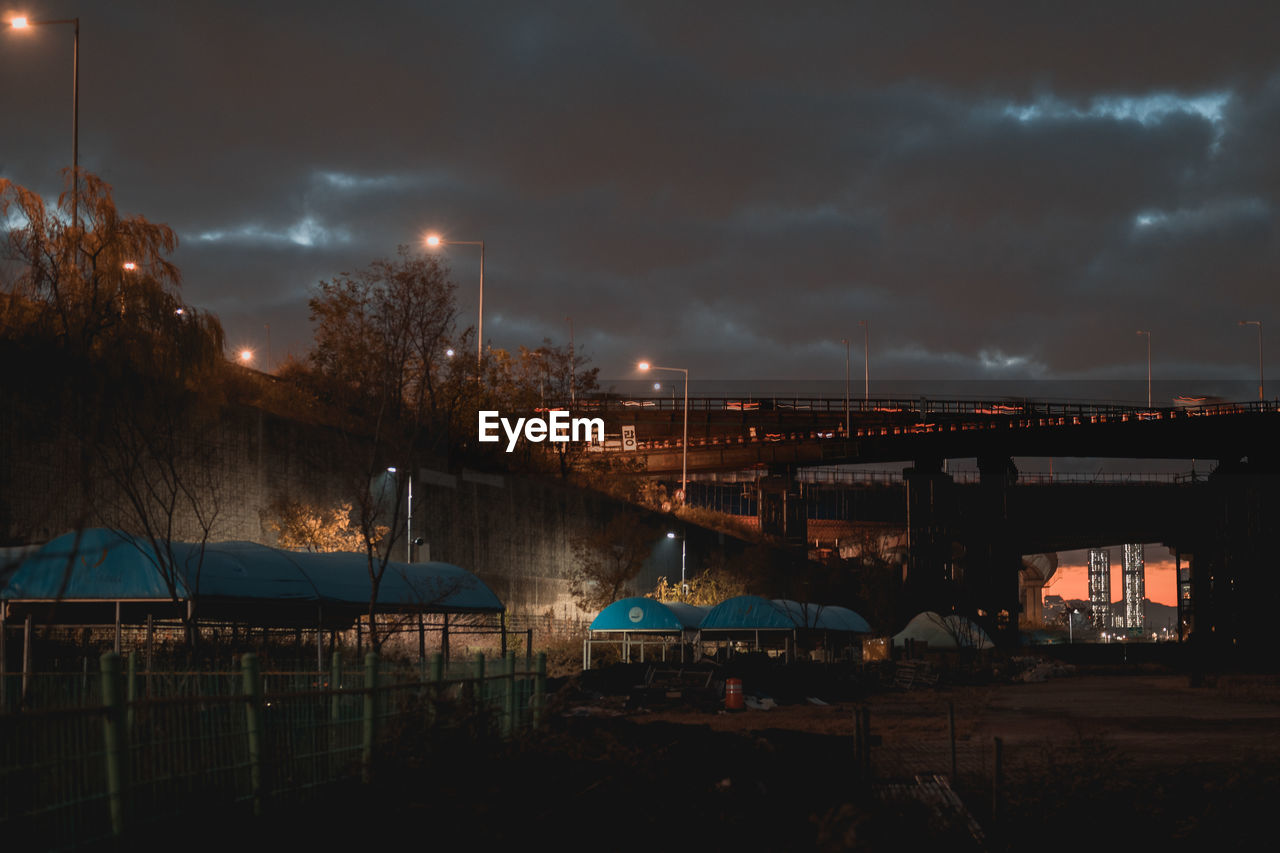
[2,0,1278,394]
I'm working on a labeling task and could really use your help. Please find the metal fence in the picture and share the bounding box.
[0,650,547,850]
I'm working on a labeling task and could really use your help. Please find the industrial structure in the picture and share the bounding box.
[1088,548,1112,628]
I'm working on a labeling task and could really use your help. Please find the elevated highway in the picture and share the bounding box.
[575,395,1280,654]
[579,396,1280,472]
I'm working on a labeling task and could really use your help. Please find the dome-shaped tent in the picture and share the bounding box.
[584,597,709,668]
[892,611,993,650]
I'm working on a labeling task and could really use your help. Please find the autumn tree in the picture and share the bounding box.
[568,511,660,613]
[1,173,227,641]
[303,246,465,650]
[262,496,383,553]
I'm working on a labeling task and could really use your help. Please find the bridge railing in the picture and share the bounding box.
[568,395,1279,419]
[692,467,1203,486]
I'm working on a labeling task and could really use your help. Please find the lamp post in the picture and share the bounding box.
[425,234,485,369]
[667,531,687,595]
[1239,320,1263,401]
[387,467,414,562]
[638,361,688,503]
[7,15,79,230]
[860,320,869,402]
[841,338,850,435]
[1136,330,1151,408]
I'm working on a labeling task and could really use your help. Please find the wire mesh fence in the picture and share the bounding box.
[0,650,547,850]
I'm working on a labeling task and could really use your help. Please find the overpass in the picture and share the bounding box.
[578,395,1280,655]
[579,396,1280,473]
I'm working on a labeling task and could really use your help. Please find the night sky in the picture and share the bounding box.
[4,1,1279,396]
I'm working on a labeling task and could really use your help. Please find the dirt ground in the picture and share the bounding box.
[147,663,1280,852]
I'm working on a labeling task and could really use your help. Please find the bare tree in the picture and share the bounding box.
[568,511,659,612]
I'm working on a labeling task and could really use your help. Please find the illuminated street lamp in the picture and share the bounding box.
[1239,320,1263,401]
[238,348,253,365]
[6,15,80,229]
[387,467,417,562]
[638,361,688,504]
[425,234,485,369]
[667,530,687,594]
[1136,330,1151,408]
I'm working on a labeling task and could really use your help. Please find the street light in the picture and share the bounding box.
[7,15,79,230]
[638,361,688,504]
[859,320,869,402]
[841,338,850,436]
[1136,330,1151,408]
[387,467,417,562]
[1239,320,1263,401]
[667,530,687,595]
[425,234,485,369]
[238,348,253,365]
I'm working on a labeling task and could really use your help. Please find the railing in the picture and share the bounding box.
[567,395,1280,418]
[0,650,547,849]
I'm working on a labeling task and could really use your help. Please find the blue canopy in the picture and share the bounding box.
[2,529,504,614]
[700,595,796,630]
[773,600,872,632]
[590,597,708,632]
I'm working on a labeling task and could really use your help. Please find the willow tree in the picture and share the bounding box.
[1,173,226,641]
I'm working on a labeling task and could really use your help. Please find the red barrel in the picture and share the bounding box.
[724,678,744,710]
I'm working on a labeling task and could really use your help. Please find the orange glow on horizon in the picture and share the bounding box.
[1042,548,1177,607]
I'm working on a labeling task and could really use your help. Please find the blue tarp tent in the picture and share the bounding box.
[700,595,795,630]
[1,529,504,625]
[590,597,708,632]
[584,597,709,668]
[772,600,872,633]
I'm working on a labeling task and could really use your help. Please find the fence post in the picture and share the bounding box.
[361,652,378,783]
[428,652,443,725]
[100,652,127,837]
[126,651,139,731]
[504,651,517,737]
[469,652,486,728]
[241,653,265,816]
[533,652,546,729]
[329,651,342,723]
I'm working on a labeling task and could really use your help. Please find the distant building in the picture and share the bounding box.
[1123,543,1146,629]
[1088,548,1111,628]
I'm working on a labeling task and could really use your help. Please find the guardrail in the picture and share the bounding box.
[0,650,547,848]
[564,396,1280,418]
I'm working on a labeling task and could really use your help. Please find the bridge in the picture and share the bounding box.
[577,395,1280,656]
[580,396,1280,472]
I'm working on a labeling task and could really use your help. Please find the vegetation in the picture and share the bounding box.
[567,511,659,611]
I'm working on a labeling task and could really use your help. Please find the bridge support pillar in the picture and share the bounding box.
[1190,457,1280,663]
[967,456,1022,648]
[903,459,955,616]
[758,472,807,547]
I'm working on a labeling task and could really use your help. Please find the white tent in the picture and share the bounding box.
[892,611,993,650]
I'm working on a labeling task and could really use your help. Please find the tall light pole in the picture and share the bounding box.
[425,234,485,369]
[387,467,414,562]
[1239,320,1263,401]
[638,361,688,504]
[667,530,687,595]
[7,16,79,230]
[860,320,870,402]
[1136,330,1151,408]
[841,338,850,435]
